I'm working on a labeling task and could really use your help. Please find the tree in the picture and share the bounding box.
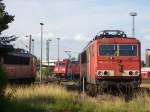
[141,60,146,67]
[0,0,17,45]
[0,0,14,34]
[0,0,15,96]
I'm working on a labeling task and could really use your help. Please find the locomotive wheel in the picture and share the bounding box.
[97,85,104,95]
[87,84,98,97]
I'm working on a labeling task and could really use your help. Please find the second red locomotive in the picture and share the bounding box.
[67,60,80,80]
[53,59,70,78]
[53,59,80,80]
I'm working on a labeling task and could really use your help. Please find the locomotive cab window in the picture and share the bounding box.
[4,55,30,65]
[56,63,65,67]
[119,45,137,56]
[99,44,117,56]
[81,51,87,64]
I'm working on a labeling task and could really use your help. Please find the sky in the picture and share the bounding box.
[3,0,150,61]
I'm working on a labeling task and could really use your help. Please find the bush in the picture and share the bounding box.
[0,65,7,95]
[42,68,49,76]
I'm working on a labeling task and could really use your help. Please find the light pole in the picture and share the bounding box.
[46,39,52,67]
[56,37,60,82]
[56,38,60,63]
[129,12,137,37]
[40,23,44,83]
[25,35,32,54]
[32,39,34,55]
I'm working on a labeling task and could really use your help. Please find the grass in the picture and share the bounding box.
[1,84,150,112]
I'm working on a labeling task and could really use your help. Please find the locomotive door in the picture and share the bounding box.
[87,46,95,83]
[87,48,91,82]
[90,45,95,83]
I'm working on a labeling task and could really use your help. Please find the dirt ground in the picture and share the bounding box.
[141,79,150,88]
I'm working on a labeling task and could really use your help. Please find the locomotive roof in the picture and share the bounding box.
[6,52,35,58]
[94,30,127,39]
[82,30,140,52]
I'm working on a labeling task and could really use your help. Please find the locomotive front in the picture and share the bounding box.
[95,30,141,89]
[53,59,70,78]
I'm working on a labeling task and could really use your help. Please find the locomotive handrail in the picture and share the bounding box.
[94,30,127,40]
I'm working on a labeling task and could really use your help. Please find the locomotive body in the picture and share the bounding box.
[67,60,80,79]
[80,30,141,93]
[53,59,70,78]
[0,52,37,83]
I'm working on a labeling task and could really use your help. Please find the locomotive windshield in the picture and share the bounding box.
[3,55,30,65]
[99,45,117,56]
[119,45,137,56]
[56,63,65,67]
[99,44,137,56]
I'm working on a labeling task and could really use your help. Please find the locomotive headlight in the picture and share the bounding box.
[97,70,113,76]
[97,71,103,76]
[62,68,65,71]
[104,71,110,75]
[55,68,58,71]
[128,70,140,76]
[129,71,133,75]
[134,71,140,75]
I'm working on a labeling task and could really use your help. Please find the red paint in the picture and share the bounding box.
[53,59,70,76]
[67,61,80,76]
[141,67,150,79]
[80,30,141,84]
[1,53,37,80]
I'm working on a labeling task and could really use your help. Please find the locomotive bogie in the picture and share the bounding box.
[95,77,141,89]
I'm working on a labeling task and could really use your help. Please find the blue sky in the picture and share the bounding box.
[3,0,150,61]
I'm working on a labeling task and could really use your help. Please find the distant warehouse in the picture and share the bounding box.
[146,49,150,67]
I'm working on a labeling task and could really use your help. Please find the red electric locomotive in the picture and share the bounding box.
[67,60,80,80]
[80,30,141,95]
[53,59,70,78]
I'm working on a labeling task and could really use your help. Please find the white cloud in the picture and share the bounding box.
[142,35,150,45]
[73,34,89,42]
[3,0,150,60]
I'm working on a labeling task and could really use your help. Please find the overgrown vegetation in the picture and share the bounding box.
[37,67,53,77]
[0,65,7,95]
[2,84,150,112]
[41,68,50,76]
[0,65,8,112]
